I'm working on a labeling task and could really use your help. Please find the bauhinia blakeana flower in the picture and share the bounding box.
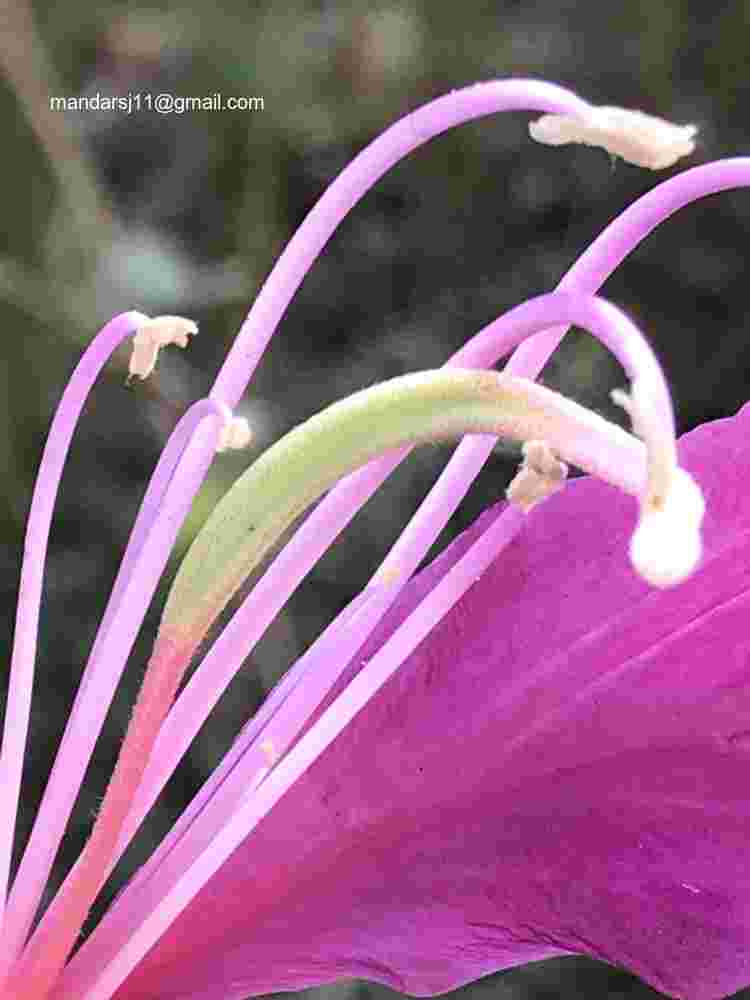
[1,78,749,1000]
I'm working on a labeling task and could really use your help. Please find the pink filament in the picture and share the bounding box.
[1,403,224,1000]
[0,312,145,928]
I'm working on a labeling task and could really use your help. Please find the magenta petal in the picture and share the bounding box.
[116,405,750,1000]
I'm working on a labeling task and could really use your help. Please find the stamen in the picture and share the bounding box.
[128,316,198,381]
[507,440,568,512]
[0,312,146,943]
[529,105,697,169]
[612,387,703,586]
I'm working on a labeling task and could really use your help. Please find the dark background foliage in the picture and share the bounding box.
[0,1,748,997]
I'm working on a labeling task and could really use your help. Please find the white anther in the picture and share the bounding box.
[217,416,253,452]
[529,105,697,169]
[507,440,568,512]
[629,467,705,587]
[129,315,198,380]
[260,739,277,765]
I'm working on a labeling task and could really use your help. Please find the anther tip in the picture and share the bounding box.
[629,469,705,587]
[530,105,697,170]
[217,416,253,452]
[128,315,198,381]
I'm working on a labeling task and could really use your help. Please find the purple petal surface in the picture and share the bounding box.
[116,405,750,1000]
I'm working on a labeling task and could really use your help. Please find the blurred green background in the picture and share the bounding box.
[1,0,749,997]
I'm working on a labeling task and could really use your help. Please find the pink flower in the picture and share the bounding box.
[1,79,747,1000]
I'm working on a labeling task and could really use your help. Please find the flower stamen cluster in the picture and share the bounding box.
[4,78,748,1000]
